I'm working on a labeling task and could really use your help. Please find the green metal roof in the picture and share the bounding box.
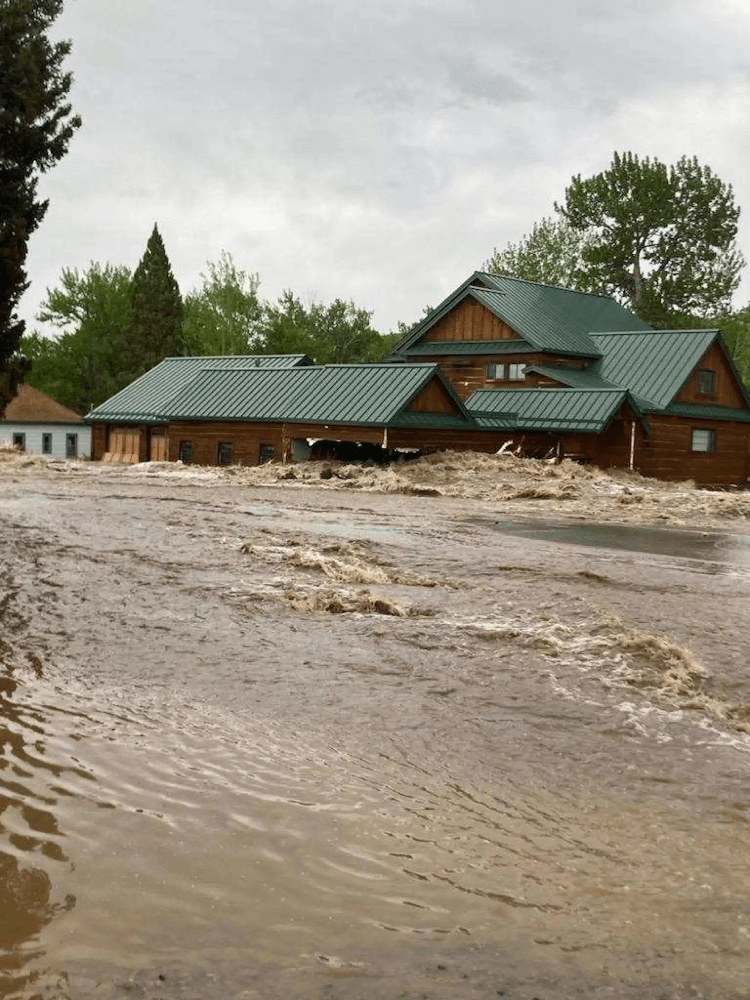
[398,339,535,357]
[590,330,719,410]
[466,387,632,433]
[98,362,475,429]
[388,272,650,362]
[525,363,619,390]
[87,355,312,423]
[665,402,750,423]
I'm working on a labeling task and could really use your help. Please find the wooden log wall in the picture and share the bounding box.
[417,354,575,401]
[676,342,748,408]
[634,415,750,486]
[423,297,518,342]
[91,423,107,461]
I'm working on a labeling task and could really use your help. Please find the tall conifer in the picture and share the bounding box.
[126,224,185,378]
[0,0,81,410]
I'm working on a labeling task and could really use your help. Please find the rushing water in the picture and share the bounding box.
[1,470,750,998]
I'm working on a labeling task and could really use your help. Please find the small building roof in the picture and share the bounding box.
[466,386,637,433]
[87,354,311,423]
[388,272,650,361]
[2,383,83,424]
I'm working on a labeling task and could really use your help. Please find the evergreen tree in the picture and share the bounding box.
[0,0,81,409]
[126,224,184,379]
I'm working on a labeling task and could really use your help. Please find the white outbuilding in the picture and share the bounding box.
[1,383,91,460]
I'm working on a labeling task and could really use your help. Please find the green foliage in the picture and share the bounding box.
[125,224,185,380]
[183,251,262,356]
[715,304,750,388]
[22,262,133,412]
[485,217,594,290]
[557,152,745,326]
[0,0,81,385]
[258,292,387,364]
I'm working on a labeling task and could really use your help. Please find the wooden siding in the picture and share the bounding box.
[634,414,750,486]
[423,297,519,343]
[407,378,458,413]
[676,342,748,408]
[419,354,574,401]
[91,424,107,461]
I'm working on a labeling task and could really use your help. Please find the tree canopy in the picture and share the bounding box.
[556,152,745,326]
[183,251,262,356]
[486,153,746,332]
[485,217,593,291]
[258,292,390,364]
[22,262,132,411]
[0,0,80,408]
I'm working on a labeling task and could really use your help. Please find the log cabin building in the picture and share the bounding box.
[86,273,750,486]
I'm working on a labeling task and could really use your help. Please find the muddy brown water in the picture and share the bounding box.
[1,468,750,999]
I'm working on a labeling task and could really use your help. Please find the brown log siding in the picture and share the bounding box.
[407,379,458,413]
[420,354,583,401]
[423,298,519,342]
[635,415,750,486]
[676,342,748,409]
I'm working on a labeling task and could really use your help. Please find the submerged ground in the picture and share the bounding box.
[1,449,750,999]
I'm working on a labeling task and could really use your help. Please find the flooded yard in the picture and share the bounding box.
[1,452,750,999]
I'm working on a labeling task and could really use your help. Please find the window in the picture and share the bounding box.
[691,428,716,453]
[487,363,525,381]
[178,440,193,463]
[42,433,52,454]
[217,441,233,465]
[65,433,78,458]
[697,370,716,396]
[259,444,276,464]
[12,432,25,451]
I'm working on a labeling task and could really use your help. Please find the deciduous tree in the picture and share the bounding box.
[0,0,81,409]
[183,251,262,355]
[485,217,593,290]
[258,293,386,363]
[22,261,133,411]
[557,152,745,326]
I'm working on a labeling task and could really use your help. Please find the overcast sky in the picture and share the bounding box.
[22,0,750,336]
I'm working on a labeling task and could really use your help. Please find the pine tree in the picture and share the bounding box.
[126,224,185,379]
[0,0,81,410]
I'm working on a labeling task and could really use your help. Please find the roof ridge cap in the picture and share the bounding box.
[476,271,616,301]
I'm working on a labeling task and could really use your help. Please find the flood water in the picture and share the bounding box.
[1,469,750,999]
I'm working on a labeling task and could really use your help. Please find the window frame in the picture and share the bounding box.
[42,433,52,454]
[217,441,233,466]
[12,432,25,451]
[65,432,78,458]
[690,428,716,453]
[178,440,193,464]
[697,369,717,396]
[487,362,526,381]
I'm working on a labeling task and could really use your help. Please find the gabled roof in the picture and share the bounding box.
[589,329,721,409]
[2,383,83,424]
[90,362,477,430]
[86,354,311,423]
[388,272,650,361]
[466,387,639,433]
[524,363,620,391]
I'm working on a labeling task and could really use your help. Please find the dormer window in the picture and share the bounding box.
[697,370,716,396]
[488,362,525,381]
